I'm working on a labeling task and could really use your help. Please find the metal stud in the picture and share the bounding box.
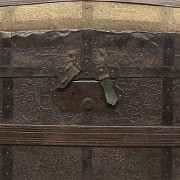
[99,69,103,73]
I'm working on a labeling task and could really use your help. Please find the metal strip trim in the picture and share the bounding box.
[161,34,174,180]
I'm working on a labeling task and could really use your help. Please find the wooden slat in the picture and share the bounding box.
[0,0,179,7]
[0,124,180,147]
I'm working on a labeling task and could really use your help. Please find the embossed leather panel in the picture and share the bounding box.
[13,146,82,180]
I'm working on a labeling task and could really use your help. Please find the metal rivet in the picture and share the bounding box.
[63,106,66,110]
[5,48,7,50]
[6,172,9,175]
[7,151,9,154]
[85,43,87,46]
[111,70,114,74]
[82,98,94,110]
[167,106,170,109]
[6,105,9,108]
[7,87,9,90]
[59,70,63,74]
[100,69,103,73]
[61,77,68,84]
[85,72,89,75]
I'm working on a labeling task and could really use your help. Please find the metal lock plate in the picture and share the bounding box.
[53,59,121,112]
[52,81,120,113]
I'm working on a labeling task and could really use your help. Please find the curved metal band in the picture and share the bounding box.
[0,0,179,7]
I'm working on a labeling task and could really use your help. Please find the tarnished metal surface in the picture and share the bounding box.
[95,65,118,105]
[11,31,81,67]
[52,81,120,112]
[56,62,81,89]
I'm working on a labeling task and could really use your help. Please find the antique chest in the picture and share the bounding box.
[0,1,180,180]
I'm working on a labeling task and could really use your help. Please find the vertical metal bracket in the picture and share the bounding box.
[95,65,118,106]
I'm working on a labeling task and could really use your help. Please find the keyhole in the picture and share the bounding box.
[72,92,76,101]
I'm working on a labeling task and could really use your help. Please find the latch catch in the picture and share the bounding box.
[56,62,81,88]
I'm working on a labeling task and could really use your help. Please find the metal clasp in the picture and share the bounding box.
[95,65,118,106]
[55,62,81,88]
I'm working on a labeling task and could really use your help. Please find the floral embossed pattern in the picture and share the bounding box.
[93,78,162,126]
[13,146,82,180]
[173,148,180,180]
[13,78,82,125]
[0,146,2,179]
[13,78,162,126]
[0,79,2,122]
[92,148,161,180]
[173,79,180,125]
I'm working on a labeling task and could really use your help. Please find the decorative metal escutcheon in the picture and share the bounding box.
[53,61,121,112]
[52,81,120,113]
